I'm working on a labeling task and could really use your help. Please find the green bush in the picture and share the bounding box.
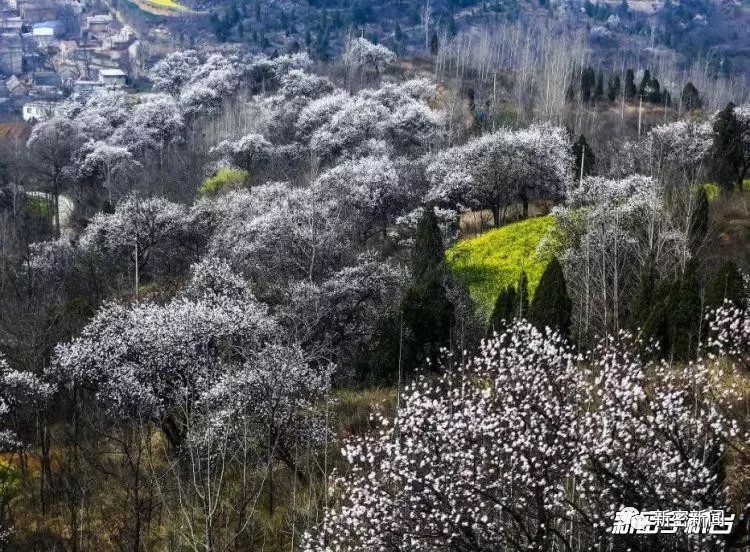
[197,168,250,199]
[703,179,750,201]
[0,459,20,511]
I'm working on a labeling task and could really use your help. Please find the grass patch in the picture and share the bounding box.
[332,387,396,438]
[197,168,250,199]
[447,215,554,316]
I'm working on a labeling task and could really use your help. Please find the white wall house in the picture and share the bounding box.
[22,100,66,122]
[98,68,126,88]
[32,21,64,43]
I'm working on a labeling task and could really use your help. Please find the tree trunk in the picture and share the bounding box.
[519,189,529,219]
[53,175,60,238]
[267,428,274,515]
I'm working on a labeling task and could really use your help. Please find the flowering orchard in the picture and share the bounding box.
[305,315,750,552]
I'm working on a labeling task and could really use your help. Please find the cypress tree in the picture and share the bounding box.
[688,187,709,249]
[595,71,604,99]
[624,69,637,100]
[706,261,746,310]
[628,259,672,355]
[681,82,701,111]
[401,271,455,369]
[643,282,670,356]
[648,77,661,103]
[361,311,412,385]
[628,259,658,332]
[607,74,620,101]
[402,208,454,370]
[528,257,572,336]
[638,69,651,99]
[581,66,596,103]
[712,102,748,192]
[489,285,517,334]
[365,208,455,381]
[666,261,702,360]
[517,270,530,318]
[572,134,595,180]
[429,32,440,56]
[412,206,444,278]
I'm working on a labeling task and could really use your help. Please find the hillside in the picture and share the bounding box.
[0,30,749,551]
[150,0,750,80]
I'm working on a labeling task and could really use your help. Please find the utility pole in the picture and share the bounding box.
[580,145,585,182]
[134,240,139,297]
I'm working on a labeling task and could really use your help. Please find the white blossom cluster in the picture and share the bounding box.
[37,51,315,205]
[549,174,687,337]
[706,300,750,369]
[646,120,713,179]
[0,353,53,448]
[343,38,397,73]
[242,67,445,168]
[425,123,571,214]
[49,257,331,452]
[304,319,749,551]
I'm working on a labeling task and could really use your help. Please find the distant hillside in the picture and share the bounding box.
[162,0,750,79]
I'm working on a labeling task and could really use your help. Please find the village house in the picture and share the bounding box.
[85,13,112,38]
[5,74,26,96]
[72,78,101,93]
[30,71,62,97]
[21,99,65,122]
[0,16,23,33]
[98,67,125,87]
[32,20,64,44]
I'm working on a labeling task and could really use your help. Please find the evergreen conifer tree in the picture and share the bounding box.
[401,271,455,369]
[638,69,651,99]
[517,270,530,318]
[648,78,661,103]
[628,259,658,332]
[681,82,701,111]
[712,102,748,192]
[595,71,604,99]
[528,257,572,336]
[412,206,444,278]
[429,32,440,56]
[365,208,455,381]
[666,261,702,360]
[489,286,517,334]
[580,67,596,103]
[624,69,637,100]
[706,261,746,310]
[607,74,620,101]
[572,134,595,180]
[689,187,709,249]
[628,260,672,356]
